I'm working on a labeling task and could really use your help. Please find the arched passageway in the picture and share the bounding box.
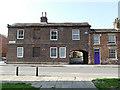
[69,50,88,64]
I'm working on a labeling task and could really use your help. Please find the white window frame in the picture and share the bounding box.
[109,48,117,60]
[50,30,58,40]
[72,29,80,40]
[94,34,100,45]
[108,34,116,44]
[50,47,57,58]
[17,47,23,58]
[59,47,66,58]
[17,29,24,39]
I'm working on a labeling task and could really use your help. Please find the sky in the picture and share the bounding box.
[0,0,119,37]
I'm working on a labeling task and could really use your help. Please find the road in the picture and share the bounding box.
[0,66,118,79]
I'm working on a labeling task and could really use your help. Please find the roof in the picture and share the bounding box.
[90,29,120,33]
[7,22,91,28]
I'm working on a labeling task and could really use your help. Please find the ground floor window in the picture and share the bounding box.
[50,47,57,58]
[33,47,40,57]
[17,47,23,58]
[59,47,66,58]
[109,49,117,59]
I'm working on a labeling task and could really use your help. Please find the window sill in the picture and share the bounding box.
[94,44,100,45]
[17,57,23,58]
[50,57,57,58]
[107,44,117,45]
[50,39,57,41]
[72,39,80,40]
[108,58,118,60]
[17,38,24,40]
[60,57,66,58]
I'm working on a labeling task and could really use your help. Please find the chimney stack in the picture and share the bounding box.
[114,18,120,29]
[40,12,48,24]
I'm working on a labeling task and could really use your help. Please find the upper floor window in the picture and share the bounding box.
[50,30,58,40]
[94,34,100,45]
[17,29,24,39]
[108,34,116,44]
[17,47,23,58]
[72,29,80,40]
[59,47,66,58]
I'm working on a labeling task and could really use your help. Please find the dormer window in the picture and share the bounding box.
[17,29,24,39]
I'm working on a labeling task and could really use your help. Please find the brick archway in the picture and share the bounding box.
[69,50,88,64]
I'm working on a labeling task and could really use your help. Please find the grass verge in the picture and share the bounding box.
[2,83,36,89]
[92,78,120,90]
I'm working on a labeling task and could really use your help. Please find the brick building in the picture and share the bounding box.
[6,13,120,64]
[0,34,7,60]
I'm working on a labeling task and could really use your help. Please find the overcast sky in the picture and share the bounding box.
[0,0,119,36]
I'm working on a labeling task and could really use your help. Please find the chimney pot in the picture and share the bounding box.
[42,12,43,17]
[45,12,47,17]
[40,12,48,24]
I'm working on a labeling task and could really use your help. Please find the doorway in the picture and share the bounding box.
[94,49,100,64]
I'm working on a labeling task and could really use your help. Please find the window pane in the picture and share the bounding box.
[109,49,116,58]
[73,35,79,40]
[94,35,100,44]
[51,48,57,57]
[60,47,66,58]
[72,29,79,40]
[17,47,23,57]
[51,36,57,39]
[18,48,22,56]
[18,30,24,39]
[19,30,23,35]
[108,35,116,44]
[50,30,57,40]
[72,30,79,34]
[19,36,23,38]
[52,31,56,35]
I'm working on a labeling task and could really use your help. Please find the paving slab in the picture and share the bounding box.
[0,75,97,89]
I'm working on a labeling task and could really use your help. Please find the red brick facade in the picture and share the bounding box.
[89,30,120,64]
[6,16,120,64]
[0,34,7,58]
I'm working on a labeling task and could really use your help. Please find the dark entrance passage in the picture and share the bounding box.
[69,50,88,64]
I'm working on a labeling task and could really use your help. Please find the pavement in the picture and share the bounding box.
[0,61,118,89]
[1,76,97,88]
[0,61,119,68]
[0,61,99,89]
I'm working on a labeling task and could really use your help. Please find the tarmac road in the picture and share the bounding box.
[0,63,118,88]
[0,65,118,79]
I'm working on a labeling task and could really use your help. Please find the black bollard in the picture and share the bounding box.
[36,67,38,76]
[16,67,18,76]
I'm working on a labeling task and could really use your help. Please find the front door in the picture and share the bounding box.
[94,49,100,64]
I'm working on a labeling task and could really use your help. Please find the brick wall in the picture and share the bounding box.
[0,34,7,58]
[7,26,90,64]
[89,32,120,64]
